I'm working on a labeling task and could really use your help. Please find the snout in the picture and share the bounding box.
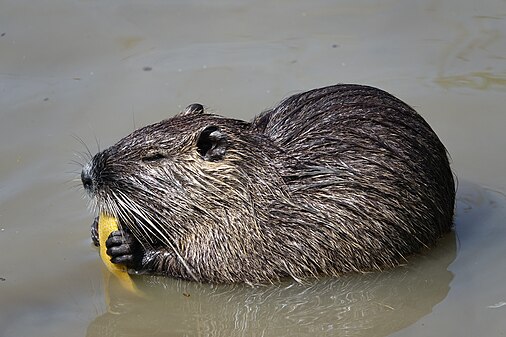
[81,162,94,191]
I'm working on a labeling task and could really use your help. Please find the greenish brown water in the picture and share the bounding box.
[1,1,505,336]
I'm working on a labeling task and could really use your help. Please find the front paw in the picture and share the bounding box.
[105,230,141,269]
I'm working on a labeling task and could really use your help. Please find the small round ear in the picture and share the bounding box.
[180,103,204,116]
[196,126,228,161]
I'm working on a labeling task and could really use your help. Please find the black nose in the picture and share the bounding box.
[81,165,93,191]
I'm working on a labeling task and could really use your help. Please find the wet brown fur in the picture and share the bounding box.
[82,84,455,284]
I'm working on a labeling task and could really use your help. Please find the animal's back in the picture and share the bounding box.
[251,84,455,274]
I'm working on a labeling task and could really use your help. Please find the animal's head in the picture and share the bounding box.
[82,104,287,250]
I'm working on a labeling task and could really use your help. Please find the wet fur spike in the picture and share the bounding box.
[82,84,455,284]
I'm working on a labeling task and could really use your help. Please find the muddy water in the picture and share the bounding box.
[1,1,505,336]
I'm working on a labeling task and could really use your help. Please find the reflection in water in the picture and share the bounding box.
[87,234,455,337]
[432,9,505,91]
[435,71,506,90]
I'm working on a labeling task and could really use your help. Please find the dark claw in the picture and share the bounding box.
[111,255,136,265]
[105,230,125,247]
[107,240,132,256]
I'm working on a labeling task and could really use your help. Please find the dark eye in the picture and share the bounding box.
[142,152,166,163]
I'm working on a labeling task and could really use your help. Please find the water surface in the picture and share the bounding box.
[1,1,505,336]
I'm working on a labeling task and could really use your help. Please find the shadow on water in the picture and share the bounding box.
[86,233,456,337]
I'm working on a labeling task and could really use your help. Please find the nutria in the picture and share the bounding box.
[81,84,455,284]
